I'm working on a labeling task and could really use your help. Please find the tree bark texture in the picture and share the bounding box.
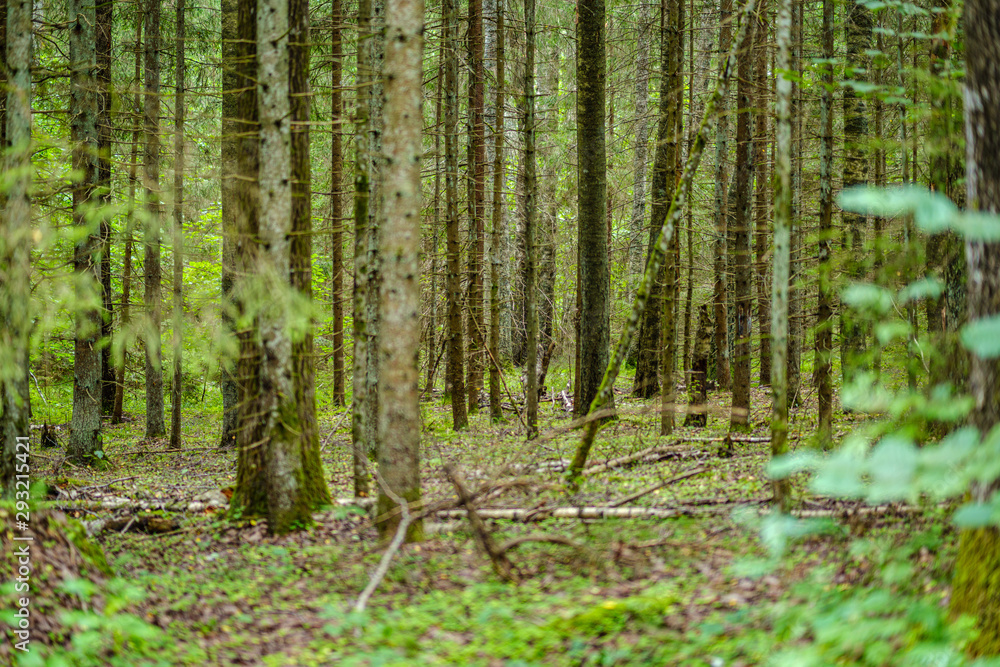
[576,0,611,417]
[488,0,505,421]
[68,0,104,463]
[752,6,770,388]
[466,0,486,411]
[330,0,346,406]
[712,0,733,393]
[220,0,240,447]
[376,0,425,542]
[170,0,185,449]
[524,0,538,437]
[97,0,114,416]
[815,0,834,445]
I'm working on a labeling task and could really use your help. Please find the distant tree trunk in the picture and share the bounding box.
[290,0,330,508]
[143,0,166,439]
[712,0,732,393]
[949,4,1000,653]
[428,58,442,393]
[170,0,185,449]
[839,0,872,384]
[220,0,240,447]
[576,0,611,417]
[626,1,651,366]
[683,0,696,377]
[443,0,467,430]
[352,0,375,493]
[466,0,485,412]
[488,0,504,421]
[524,0,538,437]
[684,304,711,427]
[376,0,425,542]
[330,0,346,406]
[1,0,32,495]
[770,0,792,512]
[815,0,834,445]
[231,0,268,517]
[729,2,756,432]
[660,0,683,435]
[787,0,802,404]
[68,0,104,463]
[114,13,143,426]
[97,0,114,416]
[753,6,770,388]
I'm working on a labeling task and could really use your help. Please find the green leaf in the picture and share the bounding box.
[837,186,958,233]
[897,276,944,303]
[952,211,1000,241]
[953,503,997,528]
[875,320,912,345]
[842,283,894,315]
[961,315,1000,359]
[867,435,918,502]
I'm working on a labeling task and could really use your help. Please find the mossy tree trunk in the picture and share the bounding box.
[815,0,834,446]
[0,0,32,496]
[950,3,1000,654]
[330,0,346,406]
[68,0,104,464]
[576,0,611,418]
[96,0,114,417]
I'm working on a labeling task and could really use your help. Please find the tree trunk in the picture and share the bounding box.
[729,1,756,432]
[466,0,486,412]
[220,0,239,447]
[170,0,185,449]
[143,0,166,439]
[428,58,442,393]
[352,0,375,493]
[114,12,143,426]
[949,3,1000,654]
[660,0,683,435]
[753,6,770,388]
[712,0,732,393]
[488,0,504,421]
[815,0,834,445]
[770,0,792,512]
[376,0,425,542]
[684,304,711,427]
[330,0,346,406]
[68,0,104,464]
[97,0,114,417]
[524,0,538,437]
[839,0,872,385]
[576,0,611,417]
[444,0,467,430]
[626,0,651,368]
[0,0,32,495]
[786,0,802,405]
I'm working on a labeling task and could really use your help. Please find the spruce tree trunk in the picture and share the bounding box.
[787,0,802,404]
[839,0,872,384]
[815,0,834,445]
[576,0,611,416]
[220,0,240,447]
[524,0,538,437]
[68,0,104,463]
[143,0,166,439]
[770,0,792,511]
[660,0,683,435]
[97,0,114,416]
[466,0,486,411]
[626,0,651,364]
[949,3,1000,654]
[684,305,711,427]
[231,0,268,517]
[443,0,467,430]
[330,0,345,407]
[376,0,425,542]
[753,7,770,388]
[428,58,442,393]
[0,0,32,495]
[290,0,330,507]
[712,0,732,393]
[114,13,143,426]
[488,0,505,421]
[170,0,185,449]
[352,0,375,493]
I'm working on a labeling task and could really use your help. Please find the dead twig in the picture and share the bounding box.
[444,465,518,582]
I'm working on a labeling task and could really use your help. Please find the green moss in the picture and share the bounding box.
[950,526,1000,656]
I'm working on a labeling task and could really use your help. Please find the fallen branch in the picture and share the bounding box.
[582,443,693,475]
[434,506,703,521]
[354,470,415,615]
[444,465,517,582]
[610,466,707,507]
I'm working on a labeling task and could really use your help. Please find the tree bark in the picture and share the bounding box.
[626,1,651,367]
[68,0,104,463]
[488,0,505,421]
[143,0,166,439]
[815,0,834,445]
[220,0,240,447]
[524,0,538,437]
[712,0,733,393]
[949,3,1000,654]
[97,0,114,416]
[443,0,467,430]
[330,0,346,406]
[170,0,185,449]
[576,0,612,417]
[466,0,486,412]
[0,0,32,495]
[753,6,770,388]
[770,0,792,512]
[376,0,425,542]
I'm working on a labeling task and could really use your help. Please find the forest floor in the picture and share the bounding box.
[6,374,969,666]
